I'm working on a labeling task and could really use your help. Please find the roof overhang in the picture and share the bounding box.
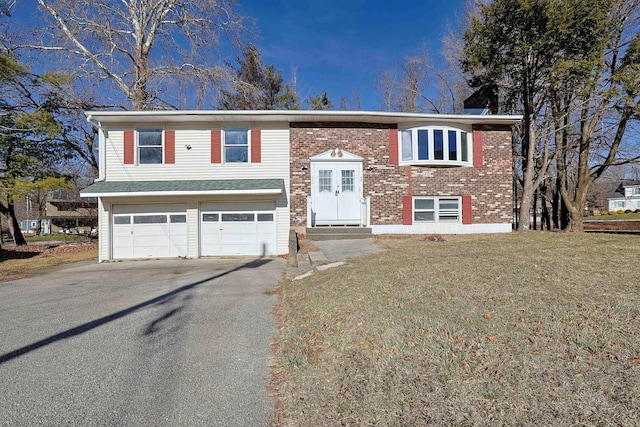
[85,109,522,126]
[80,179,284,198]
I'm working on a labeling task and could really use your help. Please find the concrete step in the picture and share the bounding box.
[306,226,373,241]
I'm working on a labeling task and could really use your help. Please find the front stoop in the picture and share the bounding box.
[306,226,373,241]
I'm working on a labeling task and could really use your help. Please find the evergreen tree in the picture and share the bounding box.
[220,44,299,110]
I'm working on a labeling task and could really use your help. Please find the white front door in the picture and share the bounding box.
[311,162,362,225]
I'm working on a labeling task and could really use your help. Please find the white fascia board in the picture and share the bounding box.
[81,189,282,198]
[84,110,523,126]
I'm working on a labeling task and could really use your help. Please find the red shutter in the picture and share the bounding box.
[462,195,472,224]
[251,129,261,163]
[211,130,221,163]
[165,130,175,164]
[389,128,399,165]
[402,195,413,225]
[124,130,134,165]
[473,128,483,168]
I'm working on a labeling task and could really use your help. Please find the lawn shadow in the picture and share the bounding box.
[0,258,273,365]
[0,248,41,262]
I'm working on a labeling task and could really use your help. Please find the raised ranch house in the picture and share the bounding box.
[80,110,520,262]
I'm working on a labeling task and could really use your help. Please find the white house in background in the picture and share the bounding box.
[80,110,520,262]
[607,180,640,211]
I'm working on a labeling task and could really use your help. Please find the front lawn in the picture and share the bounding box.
[272,233,640,426]
[585,212,640,220]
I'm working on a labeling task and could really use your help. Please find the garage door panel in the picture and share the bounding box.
[256,223,273,233]
[112,204,187,259]
[220,233,258,245]
[220,244,257,256]
[200,207,276,257]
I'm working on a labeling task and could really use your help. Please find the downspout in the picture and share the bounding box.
[86,114,106,182]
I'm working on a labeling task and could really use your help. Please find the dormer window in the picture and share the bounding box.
[399,126,472,166]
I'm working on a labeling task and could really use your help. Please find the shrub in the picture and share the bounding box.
[635,209,640,213]
[625,209,633,213]
[601,211,609,215]
[617,210,626,215]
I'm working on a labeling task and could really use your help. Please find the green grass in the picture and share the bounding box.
[585,212,640,220]
[24,234,92,243]
[272,233,640,426]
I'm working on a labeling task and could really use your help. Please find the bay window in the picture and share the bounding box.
[400,126,471,166]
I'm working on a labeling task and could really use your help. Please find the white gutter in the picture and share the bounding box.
[80,189,282,198]
[83,109,523,126]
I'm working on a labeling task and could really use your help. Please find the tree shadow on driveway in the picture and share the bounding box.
[0,258,272,365]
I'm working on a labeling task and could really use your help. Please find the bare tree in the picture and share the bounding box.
[374,43,468,114]
[31,0,247,110]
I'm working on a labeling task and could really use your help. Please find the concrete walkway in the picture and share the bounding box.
[289,237,385,280]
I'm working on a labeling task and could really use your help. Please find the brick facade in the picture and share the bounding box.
[290,122,513,226]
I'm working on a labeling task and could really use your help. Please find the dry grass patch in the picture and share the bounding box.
[0,241,98,282]
[272,233,640,426]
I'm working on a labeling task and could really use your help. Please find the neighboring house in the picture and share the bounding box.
[607,180,640,211]
[44,191,98,234]
[80,110,520,262]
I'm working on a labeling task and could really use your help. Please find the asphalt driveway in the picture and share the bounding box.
[0,256,284,426]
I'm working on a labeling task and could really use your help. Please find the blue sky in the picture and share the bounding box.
[9,0,467,110]
[242,0,467,109]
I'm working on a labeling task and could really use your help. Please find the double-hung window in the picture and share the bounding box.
[413,197,461,223]
[224,129,249,163]
[400,126,471,166]
[138,129,163,164]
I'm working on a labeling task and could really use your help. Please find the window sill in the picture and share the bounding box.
[400,161,472,168]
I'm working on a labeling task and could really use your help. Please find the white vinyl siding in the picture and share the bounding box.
[104,126,289,182]
[100,125,290,257]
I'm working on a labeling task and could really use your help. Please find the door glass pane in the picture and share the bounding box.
[434,130,444,160]
[401,130,413,161]
[133,215,167,224]
[202,213,219,222]
[418,129,429,160]
[114,216,131,225]
[341,170,355,192]
[257,213,274,222]
[448,130,457,161]
[222,213,255,222]
[319,170,332,192]
[170,215,186,223]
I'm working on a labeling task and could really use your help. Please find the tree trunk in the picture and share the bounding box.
[517,114,537,231]
[533,190,538,230]
[8,202,27,246]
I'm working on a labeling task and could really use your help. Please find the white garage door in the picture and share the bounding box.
[200,203,276,256]
[112,204,188,259]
